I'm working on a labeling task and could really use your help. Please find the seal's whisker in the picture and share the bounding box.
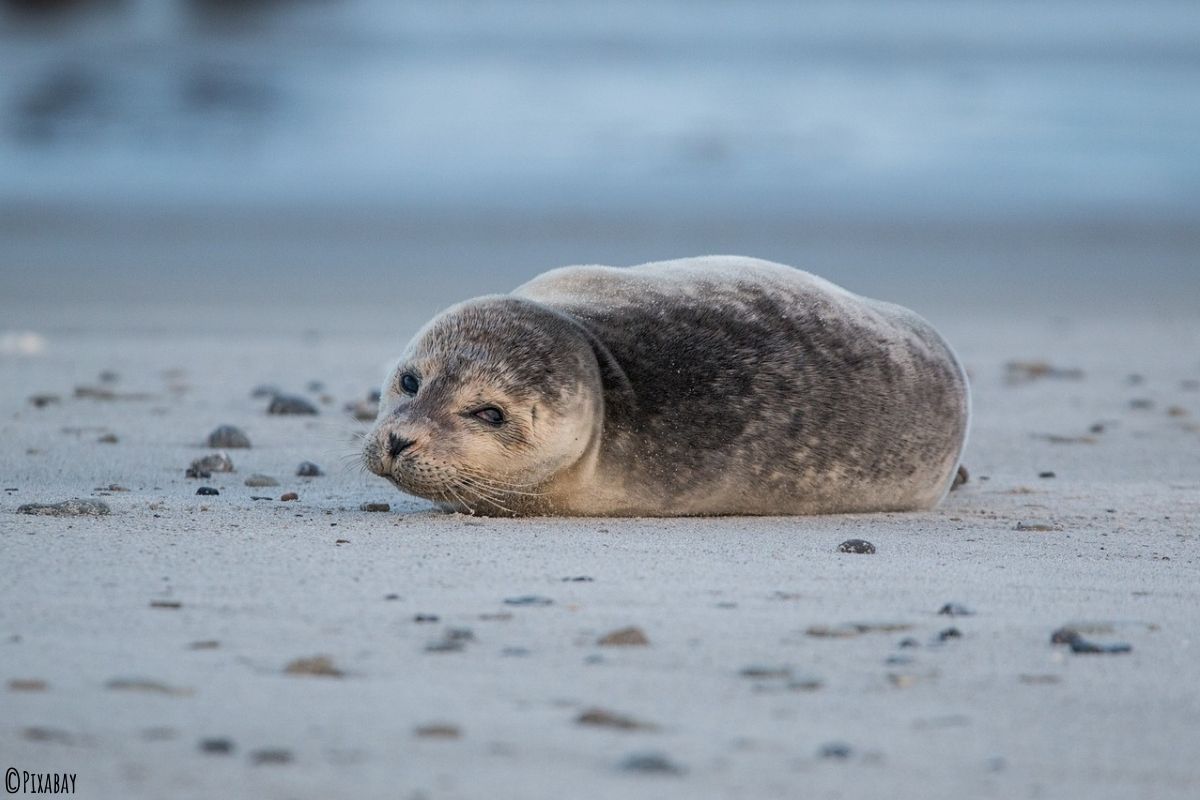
[456,473,547,498]
[456,467,546,491]
[457,482,517,516]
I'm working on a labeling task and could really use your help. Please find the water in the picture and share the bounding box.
[1,1,1198,323]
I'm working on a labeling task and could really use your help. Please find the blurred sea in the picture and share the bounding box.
[1,0,1198,328]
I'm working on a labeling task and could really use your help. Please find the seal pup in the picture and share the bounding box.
[363,256,969,516]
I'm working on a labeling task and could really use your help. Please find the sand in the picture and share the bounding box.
[2,308,1199,800]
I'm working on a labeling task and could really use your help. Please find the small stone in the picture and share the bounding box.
[244,474,280,488]
[196,487,219,496]
[837,539,875,554]
[1167,405,1189,417]
[250,496,271,501]
[414,723,461,739]
[97,433,119,444]
[190,452,234,474]
[98,369,120,384]
[425,638,465,653]
[283,655,344,677]
[562,575,594,582]
[938,627,963,641]
[250,748,292,765]
[251,384,281,399]
[619,752,684,775]
[504,595,554,607]
[106,677,192,696]
[1016,520,1057,532]
[29,393,61,408]
[577,708,656,731]
[207,425,251,449]
[8,679,48,692]
[296,461,323,477]
[188,640,220,650]
[818,742,853,759]
[898,637,920,648]
[413,614,440,623]
[1039,471,1056,479]
[306,380,325,393]
[938,603,974,617]
[17,499,110,516]
[347,399,377,421]
[199,737,235,755]
[739,664,791,679]
[1050,627,1080,645]
[280,492,299,501]
[1129,398,1154,410]
[268,394,318,415]
[384,593,400,601]
[1051,627,1131,654]
[150,600,182,609]
[598,626,649,646]
[186,467,212,479]
[445,627,475,642]
[360,502,390,512]
[950,464,969,491]
[501,646,530,657]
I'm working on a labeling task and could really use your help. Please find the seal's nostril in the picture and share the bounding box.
[388,433,415,459]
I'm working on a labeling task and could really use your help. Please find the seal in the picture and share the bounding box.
[363,256,969,516]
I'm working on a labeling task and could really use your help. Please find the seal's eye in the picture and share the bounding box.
[473,407,505,426]
[399,373,420,395]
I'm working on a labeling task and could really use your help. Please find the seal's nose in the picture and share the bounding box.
[388,433,415,460]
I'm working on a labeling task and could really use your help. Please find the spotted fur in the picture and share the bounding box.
[364,256,969,516]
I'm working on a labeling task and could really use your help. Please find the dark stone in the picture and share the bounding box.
[837,539,875,554]
[937,627,962,641]
[562,576,594,582]
[250,748,292,765]
[296,461,322,477]
[207,425,251,449]
[1039,471,1056,479]
[937,603,974,617]
[360,502,390,512]
[818,742,853,759]
[268,394,318,415]
[503,595,554,606]
[413,614,439,623]
[619,752,684,775]
[199,737,234,755]
[196,487,219,496]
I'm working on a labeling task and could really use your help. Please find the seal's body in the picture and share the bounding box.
[364,256,969,516]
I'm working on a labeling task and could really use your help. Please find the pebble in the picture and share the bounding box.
[9,679,48,692]
[598,626,649,646]
[185,467,211,479]
[360,502,390,512]
[1129,398,1154,410]
[1039,471,1056,479]
[306,380,325,393]
[414,723,461,739]
[17,499,111,516]
[250,384,281,399]
[196,487,219,496]
[562,575,594,582]
[938,627,963,641]
[190,452,234,474]
[504,595,554,607]
[28,393,61,408]
[207,425,251,449]
[501,646,530,657]
[807,622,912,638]
[150,600,182,609]
[1050,627,1132,654]
[898,637,920,648]
[199,738,235,755]
[1016,520,1057,532]
[818,742,853,759]
[97,433,119,444]
[280,492,299,502]
[938,603,974,617]
[105,678,191,696]
[739,664,791,679]
[244,474,279,488]
[283,655,344,678]
[268,394,319,415]
[413,614,440,623]
[837,539,875,554]
[250,748,293,765]
[577,708,656,731]
[296,461,323,477]
[950,464,969,491]
[619,752,684,775]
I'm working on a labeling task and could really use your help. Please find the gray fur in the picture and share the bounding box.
[364,256,969,516]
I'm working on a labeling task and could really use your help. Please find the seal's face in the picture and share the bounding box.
[363,298,600,515]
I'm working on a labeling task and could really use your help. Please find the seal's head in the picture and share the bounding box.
[363,297,603,515]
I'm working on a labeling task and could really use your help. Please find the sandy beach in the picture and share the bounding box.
[2,300,1198,800]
